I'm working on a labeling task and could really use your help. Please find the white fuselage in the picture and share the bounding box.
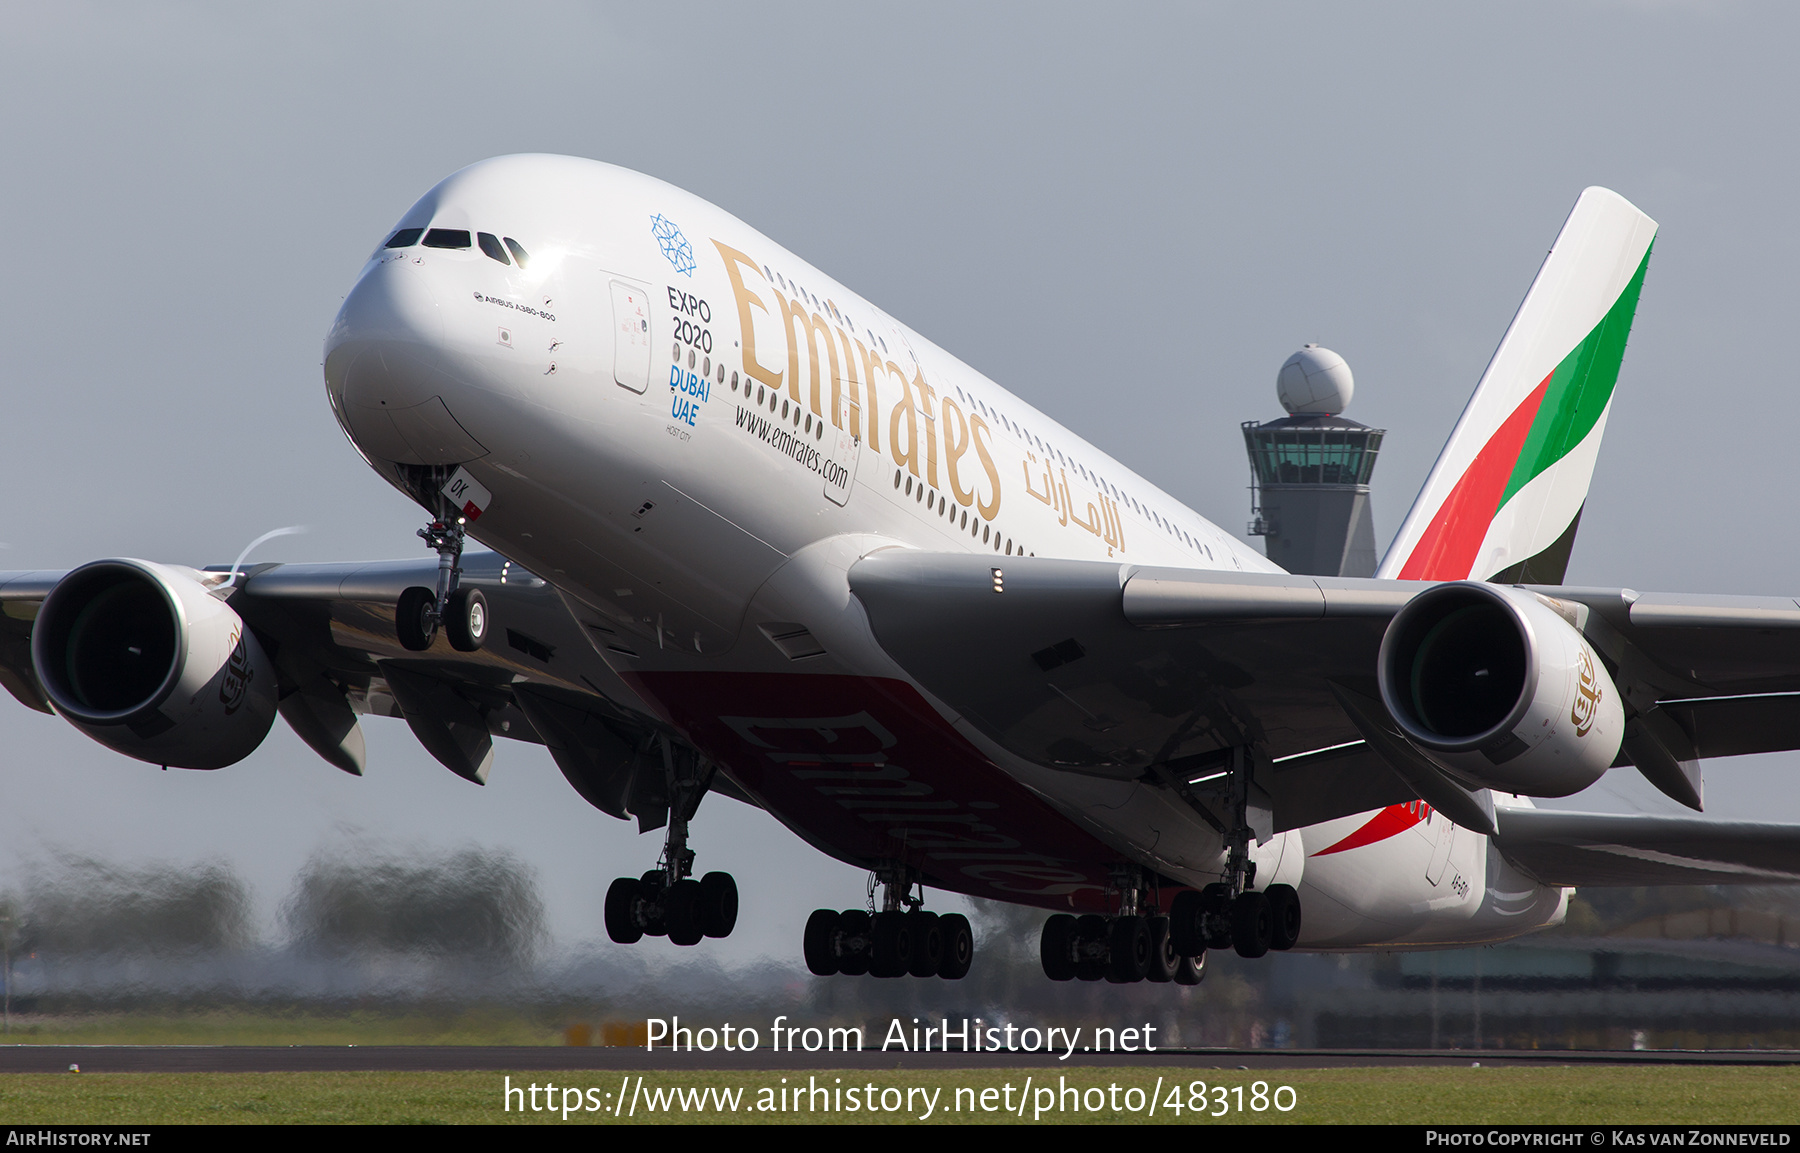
[323,155,1566,949]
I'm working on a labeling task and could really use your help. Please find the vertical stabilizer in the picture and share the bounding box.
[1377,188,1657,583]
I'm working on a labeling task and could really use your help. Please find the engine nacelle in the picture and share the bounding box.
[31,559,278,769]
[1377,581,1622,797]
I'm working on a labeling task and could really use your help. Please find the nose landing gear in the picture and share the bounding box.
[804,865,973,980]
[397,515,489,653]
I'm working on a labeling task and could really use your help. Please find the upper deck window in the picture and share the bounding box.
[384,227,424,249]
[478,232,510,264]
[423,229,472,249]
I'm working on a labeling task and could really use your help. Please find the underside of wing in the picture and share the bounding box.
[848,552,1800,831]
[1495,807,1800,886]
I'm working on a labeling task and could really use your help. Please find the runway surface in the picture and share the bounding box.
[4,1046,1798,1073]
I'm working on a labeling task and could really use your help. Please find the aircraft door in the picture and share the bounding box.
[823,427,860,507]
[611,280,652,393]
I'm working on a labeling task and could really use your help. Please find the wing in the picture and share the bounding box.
[1494,807,1800,886]
[0,553,754,829]
[846,552,1800,832]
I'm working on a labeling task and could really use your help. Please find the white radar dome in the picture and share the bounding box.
[1277,344,1354,415]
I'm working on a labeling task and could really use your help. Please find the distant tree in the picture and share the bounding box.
[282,845,547,965]
[23,855,252,956]
[0,890,23,1031]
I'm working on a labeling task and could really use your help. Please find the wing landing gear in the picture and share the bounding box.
[602,739,738,947]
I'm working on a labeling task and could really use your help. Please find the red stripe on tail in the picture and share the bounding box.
[1396,373,1552,580]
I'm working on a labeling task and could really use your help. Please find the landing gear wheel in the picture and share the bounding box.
[665,878,704,946]
[836,910,872,976]
[804,909,840,976]
[1175,950,1207,986]
[698,872,738,938]
[444,586,489,652]
[1040,914,1076,982]
[1169,890,1205,956]
[1107,915,1152,984]
[870,911,913,978]
[1265,883,1301,951]
[1201,883,1235,950]
[905,911,942,978]
[1231,890,1272,959]
[1145,916,1180,983]
[937,913,973,980]
[1074,914,1108,982]
[604,877,642,944]
[397,586,437,651]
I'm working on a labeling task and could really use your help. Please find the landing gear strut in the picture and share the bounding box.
[804,864,972,980]
[397,515,489,652]
[1164,747,1303,961]
[603,739,738,947]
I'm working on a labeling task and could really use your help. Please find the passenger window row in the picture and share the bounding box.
[383,227,529,268]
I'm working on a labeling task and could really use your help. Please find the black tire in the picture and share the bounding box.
[1231,890,1272,959]
[604,877,642,944]
[905,911,942,979]
[698,872,739,938]
[1201,883,1235,950]
[444,587,489,652]
[1265,883,1302,950]
[1074,913,1108,982]
[665,878,704,946]
[1169,890,1206,956]
[1145,916,1180,983]
[938,913,974,980]
[1040,914,1076,981]
[803,908,840,976]
[871,912,912,978]
[1107,916,1152,983]
[396,586,437,651]
[1175,950,1207,986]
[837,910,872,976]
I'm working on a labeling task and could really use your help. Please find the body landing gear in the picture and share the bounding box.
[805,866,972,981]
[603,740,738,947]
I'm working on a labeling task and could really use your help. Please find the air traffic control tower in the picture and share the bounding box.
[1243,345,1385,577]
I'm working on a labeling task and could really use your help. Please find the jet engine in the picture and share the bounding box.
[31,559,278,769]
[1377,581,1622,797]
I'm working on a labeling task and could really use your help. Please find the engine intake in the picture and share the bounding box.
[32,559,277,769]
[1377,581,1621,797]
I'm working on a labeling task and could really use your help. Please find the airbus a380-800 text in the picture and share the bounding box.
[6,155,1799,985]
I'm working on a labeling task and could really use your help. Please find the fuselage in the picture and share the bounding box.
[323,154,1566,949]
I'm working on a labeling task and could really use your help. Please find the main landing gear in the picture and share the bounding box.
[603,740,739,947]
[397,515,489,653]
[804,865,973,981]
[1039,866,1208,985]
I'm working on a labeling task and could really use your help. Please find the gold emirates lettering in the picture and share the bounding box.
[1571,647,1601,736]
[712,238,1001,517]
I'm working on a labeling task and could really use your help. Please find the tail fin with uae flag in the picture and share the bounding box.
[1377,188,1657,584]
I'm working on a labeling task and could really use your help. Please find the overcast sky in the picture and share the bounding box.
[1,2,1796,964]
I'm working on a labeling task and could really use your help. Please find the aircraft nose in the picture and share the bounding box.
[324,255,489,466]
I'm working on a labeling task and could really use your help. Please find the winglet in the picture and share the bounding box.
[1377,188,1657,584]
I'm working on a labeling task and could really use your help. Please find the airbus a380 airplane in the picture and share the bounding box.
[6,155,1800,986]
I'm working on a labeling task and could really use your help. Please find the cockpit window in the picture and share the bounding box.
[423,228,472,249]
[503,237,529,268]
[384,227,424,249]
[478,232,510,265]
